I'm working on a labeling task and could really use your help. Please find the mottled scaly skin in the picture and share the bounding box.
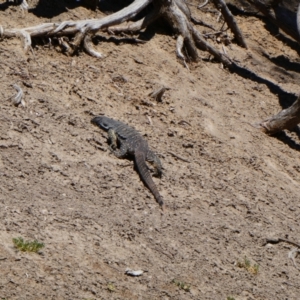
[91,116,164,209]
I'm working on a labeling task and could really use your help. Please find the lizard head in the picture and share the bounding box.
[91,116,114,131]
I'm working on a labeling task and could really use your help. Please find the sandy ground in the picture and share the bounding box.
[1,0,300,299]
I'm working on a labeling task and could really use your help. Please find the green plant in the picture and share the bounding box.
[172,279,190,292]
[12,237,44,253]
[227,297,236,300]
[237,256,259,275]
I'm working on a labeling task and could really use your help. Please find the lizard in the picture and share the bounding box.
[91,115,165,210]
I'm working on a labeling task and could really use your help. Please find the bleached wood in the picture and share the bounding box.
[0,0,151,48]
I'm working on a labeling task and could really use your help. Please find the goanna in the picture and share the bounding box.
[91,116,164,210]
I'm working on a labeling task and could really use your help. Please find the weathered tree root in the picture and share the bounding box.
[109,9,159,33]
[255,94,300,135]
[176,35,186,60]
[83,33,103,58]
[212,0,247,48]
[65,30,86,55]
[0,0,152,48]
[0,0,244,67]
[158,0,199,61]
[246,0,300,44]
[192,27,233,67]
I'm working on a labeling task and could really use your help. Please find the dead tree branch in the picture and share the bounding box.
[255,94,300,135]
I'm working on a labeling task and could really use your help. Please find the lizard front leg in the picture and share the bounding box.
[107,129,128,158]
[146,150,162,177]
[108,129,118,149]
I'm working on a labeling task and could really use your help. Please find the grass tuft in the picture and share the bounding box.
[13,237,44,253]
[237,256,259,275]
[172,279,191,292]
[107,283,115,292]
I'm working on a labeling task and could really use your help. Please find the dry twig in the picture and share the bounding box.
[168,151,190,163]
[149,86,169,102]
[288,247,300,270]
[264,237,300,248]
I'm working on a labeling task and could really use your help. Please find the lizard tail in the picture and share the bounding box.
[135,151,164,208]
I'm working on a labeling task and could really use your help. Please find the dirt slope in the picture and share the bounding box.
[1,1,300,299]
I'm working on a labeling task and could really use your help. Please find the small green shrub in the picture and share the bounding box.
[13,237,44,253]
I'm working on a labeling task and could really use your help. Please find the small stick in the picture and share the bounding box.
[168,151,189,163]
[191,16,216,30]
[178,120,192,126]
[264,237,300,249]
[149,86,169,102]
[203,30,227,37]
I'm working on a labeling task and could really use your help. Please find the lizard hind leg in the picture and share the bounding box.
[146,150,162,177]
